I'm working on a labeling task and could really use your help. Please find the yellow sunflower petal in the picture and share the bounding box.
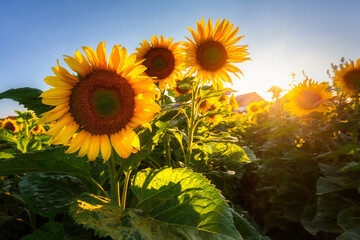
[100,134,111,162]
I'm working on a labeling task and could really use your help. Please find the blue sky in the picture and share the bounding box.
[0,0,359,117]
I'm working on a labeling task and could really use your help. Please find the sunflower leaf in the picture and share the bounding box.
[131,167,242,240]
[0,147,90,176]
[0,87,52,116]
[19,173,90,218]
[70,192,241,240]
[21,220,66,240]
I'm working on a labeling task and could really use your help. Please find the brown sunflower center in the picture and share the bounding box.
[69,70,135,135]
[175,85,190,95]
[296,90,322,110]
[196,40,227,71]
[250,105,259,112]
[4,121,15,132]
[143,48,175,79]
[343,69,360,92]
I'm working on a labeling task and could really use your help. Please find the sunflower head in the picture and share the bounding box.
[206,114,223,125]
[173,80,191,96]
[40,42,160,161]
[333,59,360,96]
[32,125,46,134]
[284,79,332,117]
[182,17,250,89]
[136,35,184,90]
[230,94,239,110]
[1,118,20,133]
[198,97,219,114]
[247,100,267,115]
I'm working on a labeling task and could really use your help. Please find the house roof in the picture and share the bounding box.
[235,92,264,107]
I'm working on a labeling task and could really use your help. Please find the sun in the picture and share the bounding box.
[182,17,250,89]
[40,42,160,161]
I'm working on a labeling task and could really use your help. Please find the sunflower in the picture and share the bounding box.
[182,17,250,89]
[333,59,360,96]
[198,97,219,113]
[1,118,20,133]
[230,94,239,110]
[207,114,223,125]
[247,101,267,115]
[284,80,332,117]
[136,35,184,89]
[40,42,160,161]
[32,125,46,134]
[173,80,191,96]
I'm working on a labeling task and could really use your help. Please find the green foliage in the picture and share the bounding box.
[0,88,52,116]
[131,167,241,239]
[71,193,242,240]
[0,147,91,177]
[19,173,90,218]
[70,167,243,239]
[21,221,65,240]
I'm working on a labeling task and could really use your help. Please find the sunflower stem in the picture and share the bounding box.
[160,89,172,166]
[185,85,199,167]
[353,91,359,145]
[121,170,132,210]
[165,133,172,167]
[108,153,121,207]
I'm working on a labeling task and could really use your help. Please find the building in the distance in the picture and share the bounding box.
[234,92,265,112]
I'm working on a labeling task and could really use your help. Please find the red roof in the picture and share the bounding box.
[235,92,264,107]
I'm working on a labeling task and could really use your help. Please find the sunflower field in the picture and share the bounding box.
[0,18,360,240]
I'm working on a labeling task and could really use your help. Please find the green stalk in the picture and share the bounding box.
[353,91,359,145]
[165,133,172,167]
[107,153,121,207]
[185,85,199,167]
[121,170,132,210]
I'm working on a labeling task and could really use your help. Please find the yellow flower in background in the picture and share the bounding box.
[173,80,191,96]
[207,114,223,125]
[284,80,332,117]
[1,118,20,133]
[32,125,46,134]
[218,94,229,103]
[136,35,184,89]
[198,97,219,114]
[183,17,250,89]
[333,59,360,96]
[230,94,238,110]
[40,42,160,161]
[247,100,267,115]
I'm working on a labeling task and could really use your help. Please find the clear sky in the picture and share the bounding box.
[0,0,359,117]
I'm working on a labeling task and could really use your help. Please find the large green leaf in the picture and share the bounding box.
[131,167,241,239]
[21,221,65,240]
[19,173,90,218]
[336,225,360,240]
[0,147,90,177]
[0,88,52,116]
[70,193,241,240]
[337,207,360,231]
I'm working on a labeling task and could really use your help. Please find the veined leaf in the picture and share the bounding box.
[0,147,91,177]
[19,173,90,218]
[70,193,241,240]
[131,167,242,239]
[0,87,52,116]
[21,221,65,240]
